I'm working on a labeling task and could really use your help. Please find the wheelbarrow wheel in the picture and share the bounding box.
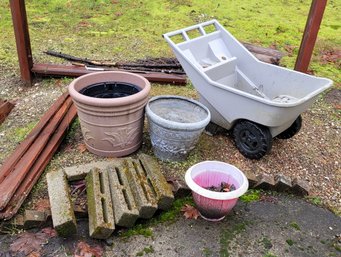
[276,115,302,139]
[233,120,272,159]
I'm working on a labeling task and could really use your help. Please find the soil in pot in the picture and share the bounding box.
[194,171,239,191]
[205,181,236,192]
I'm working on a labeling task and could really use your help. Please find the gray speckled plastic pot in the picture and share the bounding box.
[69,71,151,157]
[146,95,211,161]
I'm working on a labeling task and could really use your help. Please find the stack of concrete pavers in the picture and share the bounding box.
[47,154,174,239]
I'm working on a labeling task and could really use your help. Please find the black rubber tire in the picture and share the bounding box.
[233,120,272,160]
[276,115,302,139]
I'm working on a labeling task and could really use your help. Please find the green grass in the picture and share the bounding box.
[119,224,154,238]
[261,236,273,250]
[119,196,194,238]
[240,189,261,203]
[286,239,296,246]
[136,245,155,256]
[305,195,323,206]
[8,121,37,143]
[263,253,277,257]
[289,221,301,231]
[64,117,80,142]
[202,247,213,257]
[220,222,248,257]
[0,0,339,84]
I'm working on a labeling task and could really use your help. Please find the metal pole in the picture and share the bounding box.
[294,0,328,73]
[10,0,33,85]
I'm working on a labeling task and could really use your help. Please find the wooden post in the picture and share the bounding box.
[10,0,33,85]
[294,0,327,73]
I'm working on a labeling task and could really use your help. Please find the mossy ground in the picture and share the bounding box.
[239,189,261,203]
[6,121,37,143]
[0,0,339,84]
[119,196,193,238]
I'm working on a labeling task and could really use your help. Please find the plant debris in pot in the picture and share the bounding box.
[205,182,236,192]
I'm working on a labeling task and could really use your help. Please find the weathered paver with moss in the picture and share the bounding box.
[138,154,174,210]
[86,168,115,239]
[64,161,115,181]
[274,174,292,192]
[107,163,139,227]
[23,210,48,229]
[291,178,310,196]
[46,170,77,237]
[124,158,158,219]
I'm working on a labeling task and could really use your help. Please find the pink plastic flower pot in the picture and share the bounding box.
[185,161,249,221]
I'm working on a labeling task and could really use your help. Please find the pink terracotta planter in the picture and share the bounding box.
[69,71,151,157]
[185,161,249,221]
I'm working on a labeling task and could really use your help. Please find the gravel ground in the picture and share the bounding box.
[0,68,340,215]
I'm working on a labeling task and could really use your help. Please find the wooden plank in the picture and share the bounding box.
[0,101,15,124]
[0,104,77,219]
[294,0,327,73]
[252,53,280,65]
[0,92,68,184]
[242,42,284,59]
[0,97,73,210]
[32,64,188,85]
[10,0,33,85]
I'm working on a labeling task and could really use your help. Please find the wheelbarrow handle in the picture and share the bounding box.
[163,19,219,45]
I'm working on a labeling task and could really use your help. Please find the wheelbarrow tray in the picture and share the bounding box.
[163,20,332,137]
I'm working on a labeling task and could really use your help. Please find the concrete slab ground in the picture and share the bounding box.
[0,194,340,257]
[106,194,341,257]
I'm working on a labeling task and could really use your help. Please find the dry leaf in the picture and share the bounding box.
[78,21,90,28]
[28,251,41,257]
[78,143,87,153]
[181,204,200,219]
[70,180,86,195]
[33,198,50,211]
[260,195,278,204]
[10,232,47,255]
[319,49,341,65]
[41,227,57,238]
[74,241,103,257]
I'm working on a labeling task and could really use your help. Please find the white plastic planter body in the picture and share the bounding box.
[185,161,249,221]
[146,95,210,161]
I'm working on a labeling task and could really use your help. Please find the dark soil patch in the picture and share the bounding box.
[319,48,341,68]
[205,182,236,192]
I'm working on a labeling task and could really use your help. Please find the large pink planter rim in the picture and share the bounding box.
[69,71,151,107]
[185,161,249,200]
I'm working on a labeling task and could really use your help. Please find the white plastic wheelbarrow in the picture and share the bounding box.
[163,20,333,159]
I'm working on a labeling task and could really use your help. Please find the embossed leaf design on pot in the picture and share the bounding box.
[102,127,139,148]
[81,126,95,142]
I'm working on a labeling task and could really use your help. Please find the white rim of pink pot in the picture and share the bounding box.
[185,161,249,200]
[68,71,151,107]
